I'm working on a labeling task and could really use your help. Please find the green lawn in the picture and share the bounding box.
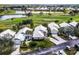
[0,10,15,15]
[0,13,79,30]
[20,39,55,51]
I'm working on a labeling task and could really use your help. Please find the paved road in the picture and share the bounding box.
[24,39,79,55]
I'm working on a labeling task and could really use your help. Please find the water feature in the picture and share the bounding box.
[0,15,26,20]
[0,11,27,20]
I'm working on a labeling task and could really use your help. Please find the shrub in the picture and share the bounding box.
[29,42,37,48]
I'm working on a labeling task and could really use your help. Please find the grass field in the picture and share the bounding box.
[0,12,79,30]
[0,10,15,15]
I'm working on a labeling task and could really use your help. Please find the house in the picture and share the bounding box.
[33,25,47,39]
[48,22,60,29]
[69,21,78,27]
[13,27,32,44]
[59,22,70,27]
[35,25,47,33]
[33,30,46,39]
[50,27,59,35]
[0,29,16,39]
[17,27,32,34]
[48,22,59,34]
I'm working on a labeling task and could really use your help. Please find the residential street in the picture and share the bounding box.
[26,39,79,55]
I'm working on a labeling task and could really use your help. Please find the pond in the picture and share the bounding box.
[0,11,27,20]
[0,14,26,20]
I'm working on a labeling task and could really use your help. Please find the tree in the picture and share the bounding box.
[63,8,73,15]
[42,23,48,27]
[53,6,56,13]
[63,8,68,14]
[59,26,75,36]
[48,7,52,15]
[0,29,4,32]
[67,18,73,23]
[74,26,79,37]
[64,47,70,51]
[71,23,79,37]
[16,23,20,30]
[21,5,27,15]
[27,12,32,17]
[30,22,34,28]
[0,37,14,55]
[73,10,78,15]
[26,30,33,34]
[69,11,75,16]
[12,25,17,30]
[74,44,79,51]
[58,26,75,40]
[54,20,59,23]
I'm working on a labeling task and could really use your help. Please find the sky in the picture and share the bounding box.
[0,0,79,4]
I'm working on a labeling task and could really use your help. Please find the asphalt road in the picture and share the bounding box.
[25,39,79,55]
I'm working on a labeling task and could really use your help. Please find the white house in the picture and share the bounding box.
[35,25,47,33]
[0,29,16,39]
[13,27,32,44]
[49,27,59,35]
[48,22,60,29]
[33,30,46,39]
[69,21,78,27]
[59,22,70,27]
[17,27,32,34]
[33,25,47,39]
[14,34,25,42]
[48,22,59,34]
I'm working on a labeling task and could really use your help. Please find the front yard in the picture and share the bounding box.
[20,39,55,54]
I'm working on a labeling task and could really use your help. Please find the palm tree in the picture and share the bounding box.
[21,5,27,15]
[48,6,52,15]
